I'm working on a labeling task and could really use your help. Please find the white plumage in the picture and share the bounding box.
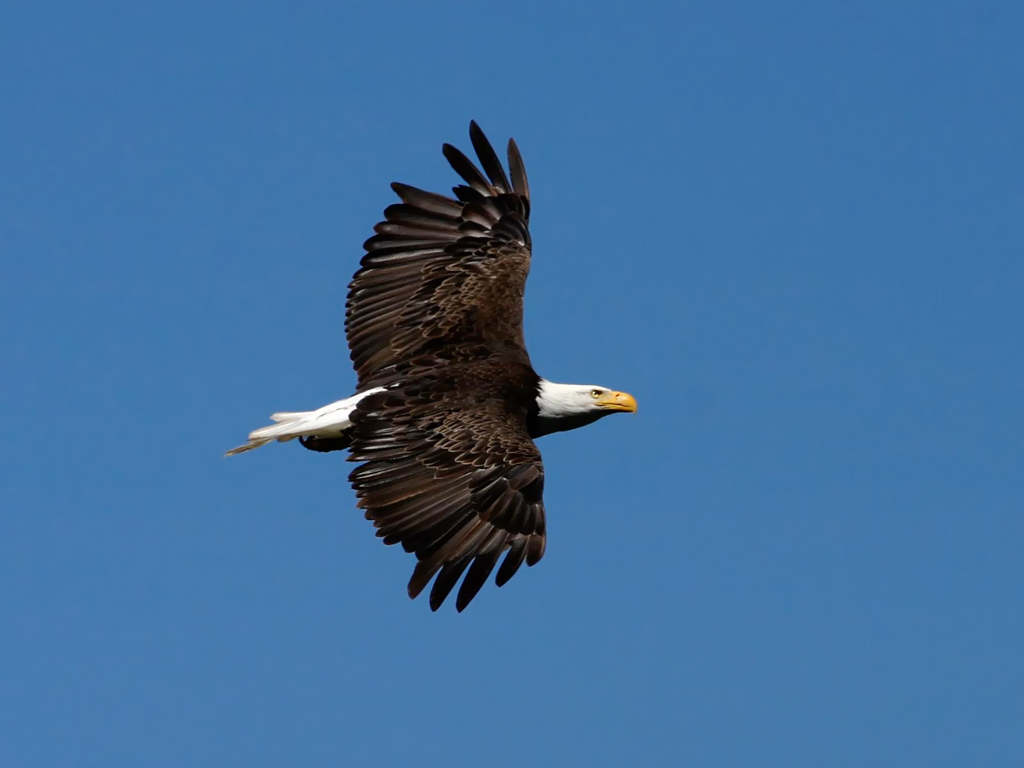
[225,388,384,455]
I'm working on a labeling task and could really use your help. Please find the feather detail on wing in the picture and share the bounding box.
[346,122,533,389]
[347,362,546,612]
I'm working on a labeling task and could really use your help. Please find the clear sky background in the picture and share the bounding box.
[2,2,1022,766]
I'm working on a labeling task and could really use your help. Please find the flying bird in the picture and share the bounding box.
[228,122,636,611]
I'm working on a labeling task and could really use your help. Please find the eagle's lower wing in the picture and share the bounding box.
[347,385,546,612]
[346,122,533,389]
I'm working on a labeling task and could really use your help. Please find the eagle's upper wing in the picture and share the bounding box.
[346,122,533,389]
[347,369,546,612]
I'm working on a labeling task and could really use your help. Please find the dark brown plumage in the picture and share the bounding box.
[341,123,546,611]
[229,121,636,610]
[348,357,546,612]
[346,121,532,389]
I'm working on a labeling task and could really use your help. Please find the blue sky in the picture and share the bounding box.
[2,1,1022,765]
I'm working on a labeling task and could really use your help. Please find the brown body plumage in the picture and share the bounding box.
[230,122,636,611]
[341,123,545,611]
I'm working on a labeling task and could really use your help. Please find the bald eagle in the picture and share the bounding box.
[228,122,636,611]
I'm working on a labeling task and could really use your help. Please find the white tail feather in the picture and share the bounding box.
[225,388,384,457]
[269,412,305,423]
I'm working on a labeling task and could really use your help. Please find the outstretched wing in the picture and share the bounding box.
[346,121,533,389]
[347,369,546,612]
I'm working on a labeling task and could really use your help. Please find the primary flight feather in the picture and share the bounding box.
[228,122,636,611]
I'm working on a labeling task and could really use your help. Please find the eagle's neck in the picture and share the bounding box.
[529,380,604,438]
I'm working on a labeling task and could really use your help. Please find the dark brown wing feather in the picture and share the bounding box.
[346,122,533,389]
[348,357,546,612]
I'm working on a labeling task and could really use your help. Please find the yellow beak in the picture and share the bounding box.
[596,390,638,413]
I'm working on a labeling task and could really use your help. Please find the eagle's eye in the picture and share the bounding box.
[590,389,602,398]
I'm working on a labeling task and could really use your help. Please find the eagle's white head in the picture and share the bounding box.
[533,380,637,437]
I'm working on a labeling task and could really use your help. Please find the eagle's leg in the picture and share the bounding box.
[299,435,352,453]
